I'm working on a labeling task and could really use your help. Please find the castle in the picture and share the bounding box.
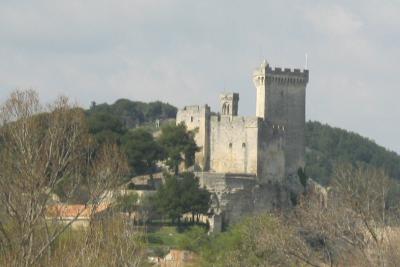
[176,60,309,228]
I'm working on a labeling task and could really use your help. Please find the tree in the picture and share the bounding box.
[293,163,400,266]
[121,128,164,175]
[305,121,400,185]
[152,172,210,224]
[86,98,177,129]
[152,174,182,223]
[298,167,308,189]
[158,123,199,174]
[0,90,130,266]
[115,193,139,218]
[146,101,177,120]
[86,111,126,144]
[180,172,210,222]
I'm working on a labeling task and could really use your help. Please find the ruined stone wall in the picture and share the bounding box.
[176,105,210,170]
[197,172,256,225]
[209,116,260,174]
[196,172,293,226]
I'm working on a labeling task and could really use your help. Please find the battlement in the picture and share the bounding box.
[253,60,309,84]
[177,104,210,128]
[181,105,210,112]
[211,115,261,128]
[268,67,308,76]
[220,93,239,101]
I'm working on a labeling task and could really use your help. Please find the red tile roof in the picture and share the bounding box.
[46,203,109,218]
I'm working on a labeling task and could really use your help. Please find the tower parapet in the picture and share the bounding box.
[253,61,308,91]
[265,67,308,84]
[220,92,239,116]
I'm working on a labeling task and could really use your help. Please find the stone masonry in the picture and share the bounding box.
[176,60,309,227]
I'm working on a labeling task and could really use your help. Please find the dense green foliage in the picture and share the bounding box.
[87,98,177,129]
[121,129,164,175]
[86,120,198,177]
[85,99,176,175]
[87,112,126,144]
[305,121,400,185]
[151,172,210,223]
[85,99,177,145]
[158,123,199,174]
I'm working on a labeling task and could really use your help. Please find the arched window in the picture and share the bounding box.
[229,143,232,148]
[222,103,227,115]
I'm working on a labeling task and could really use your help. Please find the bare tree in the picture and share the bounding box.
[293,163,400,266]
[0,90,132,266]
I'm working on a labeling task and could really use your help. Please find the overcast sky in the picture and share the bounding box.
[0,0,399,153]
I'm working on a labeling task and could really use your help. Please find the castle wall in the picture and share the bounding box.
[284,78,306,175]
[176,105,210,170]
[258,123,286,183]
[264,70,307,176]
[209,116,260,175]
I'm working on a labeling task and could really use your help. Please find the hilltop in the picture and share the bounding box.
[87,98,177,129]
[86,99,400,184]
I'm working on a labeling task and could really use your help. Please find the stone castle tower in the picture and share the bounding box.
[176,60,309,226]
[253,60,308,180]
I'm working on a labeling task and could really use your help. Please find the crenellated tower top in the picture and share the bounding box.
[252,59,309,120]
[253,60,309,87]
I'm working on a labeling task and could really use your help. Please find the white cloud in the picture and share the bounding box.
[305,5,363,36]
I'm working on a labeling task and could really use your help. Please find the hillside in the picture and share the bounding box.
[3,92,400,267]
[305,121,400,185]
[86,99,400,184]
[85,99,177,144]
[87,99,177,129]
[85,99,178,176]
